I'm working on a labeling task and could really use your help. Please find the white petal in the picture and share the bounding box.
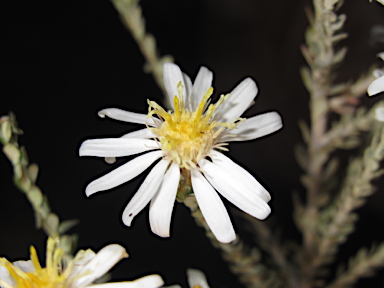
[220,112,282,142]
[187,268,210,288]
[375,107,384,122]
[71,244,128,287]
[69,249,97,278]
[85,151,163,196]
[210,152,271,202]
[121,128,156,139]
[163,63,186,109]
[73,249,97,265]
[13,261,35,273]
[87,275,164,288]
[378,52,384,61]
[149,162,180,237]
[191,168,236,243]
[79,138,158,157]
[98,108,155,125]
[122,159,170,226]
[368,76,384,96]
[215,78,258,122]
[0,265,14,287]
[199,154,271,218]
[191,66,213,110]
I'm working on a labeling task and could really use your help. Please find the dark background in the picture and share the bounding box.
[1,0,384,287]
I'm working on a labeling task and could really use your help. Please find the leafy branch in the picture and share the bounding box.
[0,113,78,263]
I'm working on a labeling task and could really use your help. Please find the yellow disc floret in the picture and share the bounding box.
[147,82,244,169]
[0,238,72,288]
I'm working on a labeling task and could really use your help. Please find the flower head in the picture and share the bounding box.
[80,63,282,243]
[0,238,163,288]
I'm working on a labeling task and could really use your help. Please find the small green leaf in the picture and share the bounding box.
[332,47,348,65]
[323,157,339,181]
[59,235,73,254]
[300,66,313,92]
[0,117,11,143]
[298,119,311,144]
[3,143,20,165]
[47,213,59,234]
[28,164,39,184]
[27,186,43,208]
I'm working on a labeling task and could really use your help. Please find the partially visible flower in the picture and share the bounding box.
[375,107,384,122]
[368,53,384,96]
[80,63,283,243]
[0,237,163,288]
[164,268,209,288]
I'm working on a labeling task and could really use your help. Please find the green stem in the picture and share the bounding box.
[0,112,78,262]
[110,0,174,108]
[183,196,278,288]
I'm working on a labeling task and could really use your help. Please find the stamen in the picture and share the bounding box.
[195,87,213,121]
[147,100,172,123]
[212,127,226,138]
[30,246,42,271]
[46,238,55,276]
[201,104,215,127]
[147,84,242,169]
[215,93,230,108]
[174,96,180,119]
[53,248,64,278]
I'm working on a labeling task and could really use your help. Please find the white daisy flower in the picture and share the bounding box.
[80,63,283,243]
[368,53,384,96]
[0,237,163,288]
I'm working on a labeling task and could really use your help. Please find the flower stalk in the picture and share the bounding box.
[110,0,174,108]
[0,113,78,262]
[298,1,384,286]
[300,0,346,258]
[313,124,384,272]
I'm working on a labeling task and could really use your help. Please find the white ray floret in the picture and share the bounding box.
[149,162,181,237]
[85,151,163,196]
[79,63,283,243]
[191,168,236,243]
[79,138,158,158]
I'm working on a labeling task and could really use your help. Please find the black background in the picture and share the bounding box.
[1,0,384,287]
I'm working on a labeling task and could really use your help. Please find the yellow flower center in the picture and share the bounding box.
[0,238,71,288]
[147,82,244,169]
